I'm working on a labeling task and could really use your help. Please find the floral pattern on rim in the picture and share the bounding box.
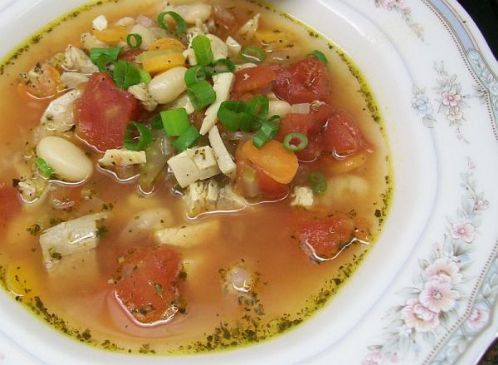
[374,0,424,39]
[434,62,470,143]
[412,86,436,127]
[362,159,490,365]
[429,248,498,365]
[468,50,498,140]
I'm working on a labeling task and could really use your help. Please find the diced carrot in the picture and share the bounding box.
[239,140,299,184]
[148,38,185,52]
[93,26,128,44]
[233,65,275,94]
[141,51,186,74]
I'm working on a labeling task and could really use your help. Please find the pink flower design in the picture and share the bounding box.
[474,198,490,212]
[363,349,383,365]
[451,221,476,243]
[419,280,459,313]
[442,90,462,107]
[464,302,490,333]
[424,258,462,283]
[400,299,440,332]
[446,106,464,121]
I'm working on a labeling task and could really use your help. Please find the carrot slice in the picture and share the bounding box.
[240,140,298,184]
[148,37,185,52]
[93,26,128,44]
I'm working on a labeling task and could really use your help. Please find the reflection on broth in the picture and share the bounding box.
[0,0,392,355]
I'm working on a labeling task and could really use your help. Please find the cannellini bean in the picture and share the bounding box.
[166,4,212,24]
[269,100,292,117]
[148,67,187,104]
[121,208,173,241]
[115,16,135,27]
[322,175,369,205]
[129,24,157,50]
[36,136,93,182]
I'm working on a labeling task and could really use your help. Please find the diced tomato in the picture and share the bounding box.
[297,134,323,162]
[276,104,333,162]
[233,65,276,94]
[0,183,20,229]
[75,72,139,151]
[273,56,330,104]
[114,246,181,324]
[119,48,143,63]
[296,213,355,260]
[255,165,289,200]
[322,111,369,156]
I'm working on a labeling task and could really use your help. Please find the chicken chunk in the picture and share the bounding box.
[40,89,82,132]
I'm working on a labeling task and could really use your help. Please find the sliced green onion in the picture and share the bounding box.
[90,47,121,71]
[35,158,54,178]
[310,50,328,64]
[205,58,235,76]
[161,108,191,137]
[173,125,200,152]
[283,132,308,152]
[192,35,214,66]
[138,68,152,84]
[126,33,143,48]
[124,122,153,151]
[253,119,280,148]
[112,61,142,89]
[157,11,187,35]
[184,65,207,87]
[149,114,163,129]
[308,172,328,195]
[187,80,216,111]
[240,46,266,64]
[217,101,252,132]
[247,95,269,118]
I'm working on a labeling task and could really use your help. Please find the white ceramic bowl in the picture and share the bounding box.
[0,1,496,364]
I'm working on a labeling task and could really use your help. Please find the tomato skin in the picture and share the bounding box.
[114,246,181,324]
[0,183,20,229]
[233,65,276,94]
[76,72,139,151]
[273,56,330,104]
[322,111,369,156]
[296,213,355,260]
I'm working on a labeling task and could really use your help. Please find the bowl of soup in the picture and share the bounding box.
[0,0,435,364]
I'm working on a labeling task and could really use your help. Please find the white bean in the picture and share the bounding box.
[169,4,212,24]
[129,24,157,50]
[148,67,187,104]
[269,100,292,117]
[36,136,93,182]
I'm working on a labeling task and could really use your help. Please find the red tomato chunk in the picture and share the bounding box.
[322,110,371,156]
[273,56,330,104]
[76,72,139,151]
[296,213,355,260]
[114,246,181,324]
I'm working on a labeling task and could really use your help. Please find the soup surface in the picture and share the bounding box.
[0,0,391,354]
